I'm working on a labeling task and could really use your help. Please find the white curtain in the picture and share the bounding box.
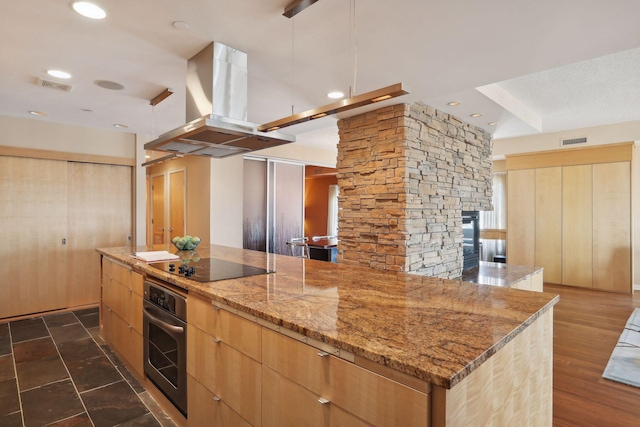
[327,185,340,237]
[480,173,506,261]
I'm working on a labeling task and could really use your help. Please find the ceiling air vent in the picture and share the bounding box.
[36,78,74,92]
[561,136,588,147]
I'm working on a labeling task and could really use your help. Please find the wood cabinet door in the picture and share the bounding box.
[188,324,262,426]
[535,167,562,284]
[592,162,631,293]
[67,162,132,308]
[507,169,535,266]
[562,165,593,288]
[0,157,68,318]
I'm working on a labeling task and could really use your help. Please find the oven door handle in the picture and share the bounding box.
[143,306,185,334]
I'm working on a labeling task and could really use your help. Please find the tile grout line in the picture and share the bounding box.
[42,314,96,427]
[7,322,26,427]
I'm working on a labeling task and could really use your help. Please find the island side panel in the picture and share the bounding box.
[432,308,553,427]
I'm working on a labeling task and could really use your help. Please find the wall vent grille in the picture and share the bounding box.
[36,78,74,92]
[561,136,588,147]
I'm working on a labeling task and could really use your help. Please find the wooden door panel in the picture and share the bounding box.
[169,170,185,240]
[562,165,593,288]
[152,175,165,245]
[0,157,67,318]
[67,162,132,308]
[535,167,562,284]
[507,169,535,266]
[593,162,631,293]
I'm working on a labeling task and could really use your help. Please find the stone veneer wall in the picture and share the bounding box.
[336,102,492,279]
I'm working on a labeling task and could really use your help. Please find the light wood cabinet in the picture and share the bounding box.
[261,327,430,427]
[506,143,634,293]
[187,296,262,426]
[507,169,535,266]
[262,367,329,427]
[101,257,143,376]
[562,164,593,288]
[188,295,261,362]
[188,374,252,427]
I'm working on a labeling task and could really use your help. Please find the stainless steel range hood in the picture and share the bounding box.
[144,42,295,159]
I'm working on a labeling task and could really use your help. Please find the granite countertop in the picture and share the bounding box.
[98,245,558,389]
[461,261,543,287]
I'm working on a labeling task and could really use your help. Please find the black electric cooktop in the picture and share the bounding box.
[150,257,272,283]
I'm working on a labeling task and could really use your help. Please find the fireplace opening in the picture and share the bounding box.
[462,211,480,271]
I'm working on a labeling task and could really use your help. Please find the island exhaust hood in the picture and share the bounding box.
[144,42,295,161]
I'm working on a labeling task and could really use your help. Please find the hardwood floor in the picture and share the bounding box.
[547,283,640,426]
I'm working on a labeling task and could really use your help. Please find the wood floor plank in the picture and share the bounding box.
[546,283,640,426]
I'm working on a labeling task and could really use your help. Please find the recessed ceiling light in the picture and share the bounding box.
[172,21,190,30]
[29,111,48,116]
[327,91,344,99]
[113,124,129,129]
[470,113,482,118]
[447,101,460,106]
[47,69,71,79]
[95,80,125,90]
[72,2,106,19]
[487,122,497,126]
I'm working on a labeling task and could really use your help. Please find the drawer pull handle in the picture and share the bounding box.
[318,397,330,405]
[212,337,222,343]
[317,351,330,357]
[212,395,221,402]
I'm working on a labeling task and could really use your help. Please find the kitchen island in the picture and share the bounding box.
[98,245,558,427]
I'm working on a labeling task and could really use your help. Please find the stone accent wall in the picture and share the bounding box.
[336,102,492,278]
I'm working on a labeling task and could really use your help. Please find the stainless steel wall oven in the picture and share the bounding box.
[143,279,187,416]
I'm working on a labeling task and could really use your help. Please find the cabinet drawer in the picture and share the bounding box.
[187,325,261,426]
[329,356,430,427]
[188,295,261,361]
[103,278,142,334]
[188,374,252,427]
[110,261,131,287]
[261,327,325,395]
[262,367,372,427]
[262,366,327,427]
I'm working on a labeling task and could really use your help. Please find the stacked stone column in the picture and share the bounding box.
[336,102,492,279]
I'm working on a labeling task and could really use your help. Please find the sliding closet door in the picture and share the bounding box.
[270,161,304,255]
[243,159,267,251]
[0,157,68,318]
[243,159,304,255]
[67,162,132,307]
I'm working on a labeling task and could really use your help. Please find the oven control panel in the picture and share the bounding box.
[143,280,187,322]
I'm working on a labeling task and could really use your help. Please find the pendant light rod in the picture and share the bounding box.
[258,82,409,132]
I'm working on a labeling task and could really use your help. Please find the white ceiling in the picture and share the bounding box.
[1,0,639,152]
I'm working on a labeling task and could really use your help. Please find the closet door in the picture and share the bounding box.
[535,167,562,284]
[507,169,535,266]
[592,162,631,293]
[0,157,68,318]
[67,162,132,307]
[562,165,592,288]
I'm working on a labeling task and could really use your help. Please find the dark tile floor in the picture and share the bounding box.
[0,308,177,427]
